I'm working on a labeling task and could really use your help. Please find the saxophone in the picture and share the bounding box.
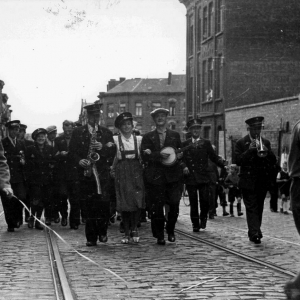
[84,130,100,177]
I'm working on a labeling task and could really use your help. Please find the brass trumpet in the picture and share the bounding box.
[256,135,268,158]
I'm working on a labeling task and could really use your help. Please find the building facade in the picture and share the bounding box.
[97,73,186,138]
[179,0,300,156]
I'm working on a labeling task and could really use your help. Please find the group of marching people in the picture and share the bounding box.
[0,103,279,247]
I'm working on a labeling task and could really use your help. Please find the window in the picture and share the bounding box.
[152,102,161,111]
[119,103,126,113]
[208,3,213,37]
[197,9,201,49]
[189,25,194,55]
[216,0,224,33]
[107,104,114,118]
[215,55,222,98]
[203,7,208,39]
[207,58,213,101]
[135,103,142,116]
[203,126,211,140]
[202,60,207,101]
[169,102,176,116]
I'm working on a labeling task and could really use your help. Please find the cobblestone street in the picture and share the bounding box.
[0,198,298,300]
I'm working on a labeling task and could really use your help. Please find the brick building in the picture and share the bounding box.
[97,73,186,137]
[179,0,300,157]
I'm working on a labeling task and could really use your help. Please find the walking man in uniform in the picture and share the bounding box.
[141,108,185,245]
[235,116,276,244]
[2,120,26,230]
[182,119,227,232]
[54,120,80,229]
[69,103,116,246]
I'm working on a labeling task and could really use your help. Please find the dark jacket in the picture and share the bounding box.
[182,138,225,185]
[2,137,26,183]
[0,140,11,189]
[141,129,184,184]
[235,135,277,190]
[69,124,116,181]
[25,143,56,186]
[53,134,78,181]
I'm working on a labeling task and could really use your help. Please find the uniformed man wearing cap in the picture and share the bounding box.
[2,120,26,231]
[182,119,227,232]
[235,116,276,244]
[53,120,80,229]
[69,103,116,246]
[25,128,56,229]
[141,108,185,245]
[17,123,34,222]
[44,125,60,225]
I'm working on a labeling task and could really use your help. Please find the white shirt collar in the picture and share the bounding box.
[192,137,200,143]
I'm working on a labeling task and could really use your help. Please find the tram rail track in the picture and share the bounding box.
[175,227,297,278]
[45,228,76,300]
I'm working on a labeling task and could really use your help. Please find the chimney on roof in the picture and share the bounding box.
[119,77,126,83]
[168,72,172,85]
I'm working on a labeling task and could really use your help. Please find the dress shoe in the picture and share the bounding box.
[119,221,125,233]
[54,217,60,223]
[45,218,51,226]
[200,218,207,229]
[209,214,214,219]
[86,241,97,247]
[99,235,108,243]
[131,231,140,243]
[28,219,34,229]
[223,212,230,216]
[61,217,68,227]
[249,235,261,244]
[7,227,14,232]
[35,222,44,230]
[70,224,78,230]
[283,211,289,215]
[193,227,200,232]
[168,234,176,242]
[157,239,166,245]
[284,280,300,300]
[121,236,130,244]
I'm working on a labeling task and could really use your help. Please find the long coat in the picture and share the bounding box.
[182,138,224,185]
[68,124,116,182]
[53,134,78,182]
[2,137,26,184]
[234,135,277,190]
[0,140,11,190]
[141,129,184,185]
[25,143,55,186]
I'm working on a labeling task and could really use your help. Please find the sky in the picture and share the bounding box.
[0,0,187,133]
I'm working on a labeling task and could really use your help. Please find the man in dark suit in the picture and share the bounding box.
[182,119,227,232]
[2,120,26,230]
[235,116,277,244]
[54,120,80,229]
[17,123,34,222]
[69,103,116,246]
[0,139,14,231]
[141,108,185,245]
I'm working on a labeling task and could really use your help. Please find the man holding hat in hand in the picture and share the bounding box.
[2,120,26,231]
[235,116,276,244]
[182,119,227,232]
[141,108,185,245]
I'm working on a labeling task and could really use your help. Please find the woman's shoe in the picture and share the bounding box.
[121,236,130,244]
[131,231,140,243]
